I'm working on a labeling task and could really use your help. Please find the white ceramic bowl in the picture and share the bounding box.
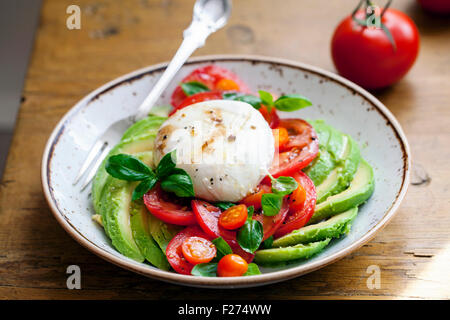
[41,55,410,288]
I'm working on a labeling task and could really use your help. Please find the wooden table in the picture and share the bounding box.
[1,0,449,300]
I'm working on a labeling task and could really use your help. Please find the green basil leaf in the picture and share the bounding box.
[237,219,263,253]
[132,176,158,201]
[180,81,210,96]
[261,193,283,216]
[105,154,153,181]
[234,95,262,109]
[156,150,177,178]
[274,94,312,112]
[160,170,195,197]
[222,92,239,100]
[191,263,218,277]
[271,176,298,196]
[262,236,274,249]
[247,205,254,219]
[214,201,235,211]
[212,237,233,260]
[258,90,273,107]
[244,263,261,276]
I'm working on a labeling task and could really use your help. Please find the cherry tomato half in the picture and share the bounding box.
[166,226,213,275]
[274,171,316,238]
[240,183,272,210]
[143,185,196,226]
[217,254,248,277]
[219,204,248,230]
[331,9,419,89]
[181,236,216,265]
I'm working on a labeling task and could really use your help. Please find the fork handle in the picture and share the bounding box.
[134,19,216,121]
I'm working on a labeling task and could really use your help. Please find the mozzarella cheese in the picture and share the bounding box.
[154,100,275,202]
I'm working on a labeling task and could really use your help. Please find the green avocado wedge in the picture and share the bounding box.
[309,160,375,225]
[304,146,335,186]
[315,134,361,203]
[272,207,358,247]
[130,201,169,270]
[254,238,331,264]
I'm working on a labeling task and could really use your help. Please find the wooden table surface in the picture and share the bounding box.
[1,0,449,300]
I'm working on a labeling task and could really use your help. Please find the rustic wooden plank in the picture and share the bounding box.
[1,0,449,299]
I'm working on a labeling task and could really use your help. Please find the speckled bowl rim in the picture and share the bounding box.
[41,55,410,288]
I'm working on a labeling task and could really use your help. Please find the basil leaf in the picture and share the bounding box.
[191,263,218,277]
[261,193,283,216]
[156,150,177,178]
[105,154,153,181]
[180,81,210,96]
[214,202,235,211]
[212,237,233,260]
[247,205,254,219]
[132,176,158,201]
[271,176,298,196]
[262,236,274,249]
[160,170,194,197]
[237,219,263,253]
[234,95,262,109]
[274,94,312,112]
[244,263,261,276]
[258,90,273,107]
[222,92,239,100]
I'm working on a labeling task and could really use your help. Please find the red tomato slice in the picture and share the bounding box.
[169,91,224,116]
[191,200,254,263]
[258,105,280,129]
[171,65,250,108]
[274,171,316,238]
[240,183,271,210]
[253,199,289,241]
[269,119,319,179]
[166,226,212,275]
[143,185,196,226]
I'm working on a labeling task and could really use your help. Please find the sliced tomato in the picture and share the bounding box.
[171,65,250,108]
[240,183,271,210]
[166,226,212,275]
[268,119,319,179]
[259,105,280,128]
[274,171,316,238]
[253,199,289,241]
[143,185,196,226]
[191,200,254,263]
[169,91,224,116]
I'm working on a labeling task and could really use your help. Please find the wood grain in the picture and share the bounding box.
[1,0,449,299]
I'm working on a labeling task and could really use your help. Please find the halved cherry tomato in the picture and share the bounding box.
[274,171,316,238]
[288,182,307,212]
[268,119,319,179]
[273,127,289,151]
[258,105,280,129]
[191,200,254,263]
[216,78,240,91]
[171,65,250,108]
[181,236,216,265]
[240,183,271,210]
[169,90,224,116]
[219,204,248,230]
[217,254,248,277]
[253,198,289,241]
[143,185,196,226]
[166,226,212,275]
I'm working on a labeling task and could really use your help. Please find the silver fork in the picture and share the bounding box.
[74,0,232,191]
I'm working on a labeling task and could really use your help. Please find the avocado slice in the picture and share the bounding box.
[148,213,182,253]
[272,207,358,247]
[304,146,335,186]
[130,201,169,270]
[309,160,374,224]
[121,115,167,142]
[315,134,361,203]
[254,238,331,264]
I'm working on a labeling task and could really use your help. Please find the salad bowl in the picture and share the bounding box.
[41,55,410,288]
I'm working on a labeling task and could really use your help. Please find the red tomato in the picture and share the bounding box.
[166,226,213,275]
[331,9,419,89]
[253,198,289,241]
[217,254,248,277]
[143,185,196,226]
[219,204,248,230]
[418,0,450,15]
[171,65,250,108]
[240,183,272,210]
[191,200,254,263]
[273,127,290,151]
[274,171,316,238]
[268,119,319,179]
[181,236,216,265]
[169,90,224,116]
[258,105,280,129]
